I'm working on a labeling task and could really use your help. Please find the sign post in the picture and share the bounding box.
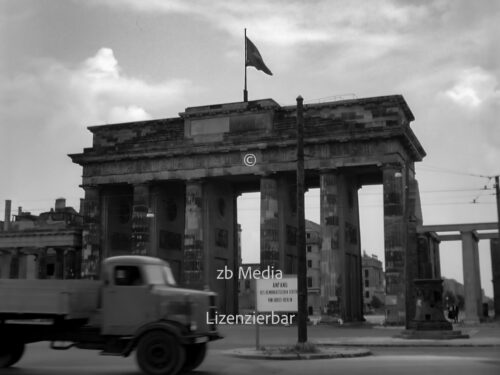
[255,276,298,349]
[255,314,260,350]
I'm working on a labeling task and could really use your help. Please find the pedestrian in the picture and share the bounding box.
[453,304,459,323]
[447,305,454,321]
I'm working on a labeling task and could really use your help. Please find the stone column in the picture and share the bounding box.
[131,183,150,255]
[184,181,205,288]
[491,238,500,318]
[383,164,407,325]
[17,249,27,279]
[416,233,441,279]
[54,248,64,279]
[100,192,110,257]
[430,233,441,278]
[37,248,47,279]
[461,231,482,324]
[82,186,101,279]
[148,186,159,258]
[25,252,37,279]
[260,176,279,269]
[232,192,240,314]
[203,180,236,314]
[64,248,77,279]
[277,175,297,274]
[345,176,362,321]
[319,172,342,316]
[471,232,482,320]
[417,234,433,279]
[405,168,422,326]
[0,251,11,278]
[9,249,20,279]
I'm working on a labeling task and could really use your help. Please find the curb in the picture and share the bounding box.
[222,346,372,360]
[313,339,500,347]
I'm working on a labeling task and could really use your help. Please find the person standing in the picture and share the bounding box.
[448,305,455,321]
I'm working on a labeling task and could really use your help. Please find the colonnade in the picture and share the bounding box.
[419,223,499,324]
[0,246,79,279]
[81,162,411,321]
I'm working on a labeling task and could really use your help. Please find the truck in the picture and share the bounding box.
[0,255,221,375]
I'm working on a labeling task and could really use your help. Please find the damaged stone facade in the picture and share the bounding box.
[0,198,83,280]
[70,95,426,321]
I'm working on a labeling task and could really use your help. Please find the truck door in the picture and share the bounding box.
[102,264,154,335]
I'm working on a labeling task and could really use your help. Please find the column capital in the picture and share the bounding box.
[461,230,480,242]
[429,231,441,244]
[81,184,101,192]
[319,168,339,175]
[131,181,153,188]
[382,162,404,171]
[259,172,278,178]
[185,178,205,185]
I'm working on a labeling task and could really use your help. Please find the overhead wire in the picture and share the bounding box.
[418,164,496,179]
[2,163,498,214]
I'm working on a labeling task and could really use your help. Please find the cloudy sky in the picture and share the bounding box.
[1,0,498,297]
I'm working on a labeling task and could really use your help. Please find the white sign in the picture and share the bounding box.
[256,276,298,312]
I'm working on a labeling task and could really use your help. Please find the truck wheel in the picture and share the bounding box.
[182,343,206,372]
[0,341,25,368]
[136,331,185,375]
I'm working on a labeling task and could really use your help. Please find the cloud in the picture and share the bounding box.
[445,67,498,107]
[0,47,198,205]
[108,105,152,123]
[88,0,498,84]
[83,47,120,80]
[1,47,196,131]
[438,67,500,159]
[90,0,431,47]
[75,47,197,124]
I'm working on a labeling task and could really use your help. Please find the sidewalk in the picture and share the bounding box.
[214,320,500,350]
[224,346,372,360]
[313,321,500,347]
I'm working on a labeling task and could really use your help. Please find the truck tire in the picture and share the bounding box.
[0,341,25,368]
[182,343,206,372]
[136,330,185,375]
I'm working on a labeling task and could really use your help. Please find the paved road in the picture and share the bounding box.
[5,343,500,375]
[4,325,500,375]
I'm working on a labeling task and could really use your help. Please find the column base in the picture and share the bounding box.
[462,317,481,325]
[397,330,469,340]
[408,320,452,331]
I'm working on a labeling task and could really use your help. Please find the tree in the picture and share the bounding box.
[443,290,456,307]
[370,295,383,309]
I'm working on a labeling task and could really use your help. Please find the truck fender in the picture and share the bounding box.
[123,321,188,357]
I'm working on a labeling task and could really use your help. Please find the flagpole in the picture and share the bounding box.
[244,28,248,102]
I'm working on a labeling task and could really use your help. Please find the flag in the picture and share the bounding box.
[245,36,273,76]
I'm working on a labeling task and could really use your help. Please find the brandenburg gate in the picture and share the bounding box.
[70,95,426,323]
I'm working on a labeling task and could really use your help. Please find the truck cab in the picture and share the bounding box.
[100,256,214,336]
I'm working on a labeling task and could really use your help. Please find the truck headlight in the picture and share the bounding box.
[190,321,198,331]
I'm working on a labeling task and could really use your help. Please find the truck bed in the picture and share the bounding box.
[0,279,100,319]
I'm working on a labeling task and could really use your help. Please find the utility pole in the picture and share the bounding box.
[496,176,500,242]
[296,95,307,344]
